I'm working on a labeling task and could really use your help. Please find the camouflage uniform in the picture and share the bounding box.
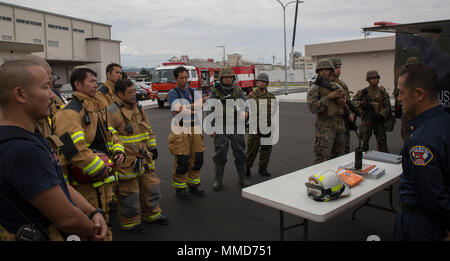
[245,86,276,173]
[330,57,356,154]
[209,67,250,189]
[210,83,247,181]
[333,79,352,153]
[400,112,415,142]
[352,71,391,152]
[307,59,347,164]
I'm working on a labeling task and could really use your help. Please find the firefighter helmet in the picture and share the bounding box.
[218,67,236,80]
[366,70,380,81]
[315,58,335,73]
[256,73,269,82]
[305,170,350,202]
[70,151,113,184]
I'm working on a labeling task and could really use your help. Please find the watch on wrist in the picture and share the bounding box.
[88,208,105,219]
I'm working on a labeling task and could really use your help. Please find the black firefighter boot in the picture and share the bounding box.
[246,166,251,177]
[188,183,205,197]
[176,188,193,200]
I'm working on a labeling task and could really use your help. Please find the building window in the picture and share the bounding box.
[48,40,59,48]
[2,35,12,41]
[16,18,41,26]
[190,69,197,79]
[1,16,12,22]
[48,24,69,31]
[33,39,42,44]
[73,28,85,33]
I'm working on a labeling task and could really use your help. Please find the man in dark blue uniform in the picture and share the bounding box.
[394,64,450,241]
[0,60,107,241]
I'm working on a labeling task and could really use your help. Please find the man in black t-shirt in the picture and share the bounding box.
[0,127,73,235]
[0,60,107,241]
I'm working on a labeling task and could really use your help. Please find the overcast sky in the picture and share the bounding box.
[4,0,450,67]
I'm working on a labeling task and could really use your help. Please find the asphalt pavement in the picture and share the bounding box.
[112,101,405,241]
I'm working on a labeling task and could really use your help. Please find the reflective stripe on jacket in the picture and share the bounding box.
[54,91,123,179]
[107,99,157,180]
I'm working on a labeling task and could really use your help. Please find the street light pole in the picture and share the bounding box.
[217,45,226,66]
[276,0,303,95]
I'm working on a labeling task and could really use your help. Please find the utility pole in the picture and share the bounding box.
[275,0,304,95]
[290,0,299,69]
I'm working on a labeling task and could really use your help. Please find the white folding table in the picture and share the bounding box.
[242,153,403,241]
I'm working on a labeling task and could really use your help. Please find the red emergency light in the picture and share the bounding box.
[374,21,400,26]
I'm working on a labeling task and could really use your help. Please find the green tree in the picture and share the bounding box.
[140,68,149,75]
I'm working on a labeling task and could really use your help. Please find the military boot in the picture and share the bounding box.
[143,214,170,225]
[176,188,193,200]
[246,166,251,177]
[258,168,271,177]
[189,184,205,197]
[152,215,170,225]
[212,180,223,191]
[239,178,251,188]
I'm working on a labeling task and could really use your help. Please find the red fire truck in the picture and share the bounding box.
[151,62,256,108]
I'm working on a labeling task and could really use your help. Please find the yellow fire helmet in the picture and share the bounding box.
[305,170,350,202]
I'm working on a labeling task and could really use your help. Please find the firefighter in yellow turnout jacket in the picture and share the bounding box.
[107,79,169,233]
[96,63,123,109]
[167,67,206,199]
[54,68,125,240]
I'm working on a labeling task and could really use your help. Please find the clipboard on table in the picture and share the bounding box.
[362,150,402,164]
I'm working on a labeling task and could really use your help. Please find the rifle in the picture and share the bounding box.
[214,83,249,128]
[315,76,359,131]
[362,89,383,122]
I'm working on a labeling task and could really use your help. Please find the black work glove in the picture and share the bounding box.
[150,148,158,160]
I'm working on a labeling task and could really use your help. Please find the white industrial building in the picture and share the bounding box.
[305,36,396,95]
[0,1,121,83]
